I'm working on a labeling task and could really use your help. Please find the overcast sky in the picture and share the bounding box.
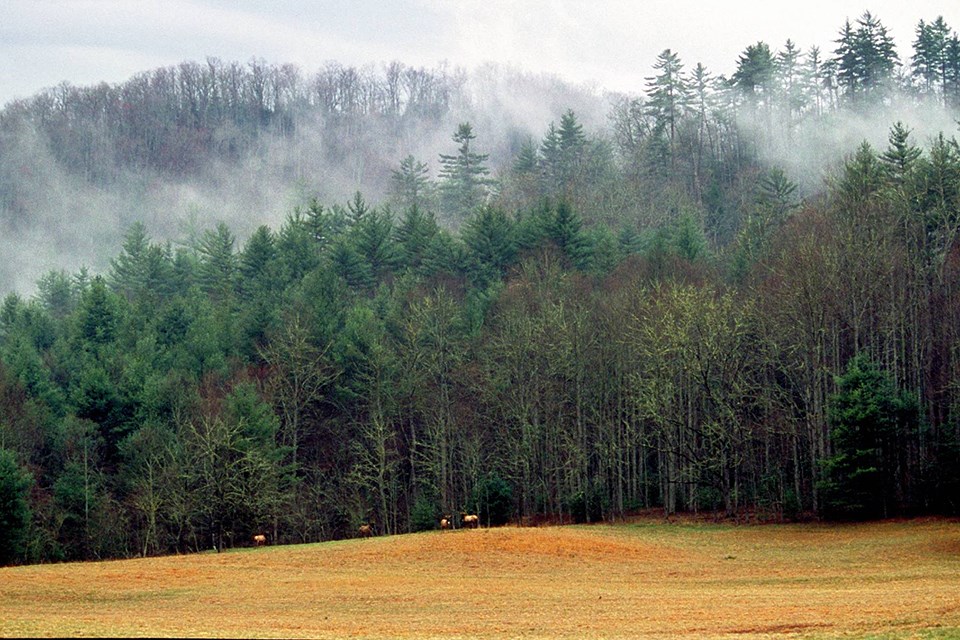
[3,1,960,106]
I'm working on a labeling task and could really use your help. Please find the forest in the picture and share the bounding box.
[1,11,960,565]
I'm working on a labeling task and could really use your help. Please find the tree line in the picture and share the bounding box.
[1,12,960,565]
[2,109,960,564]
[2,12,959,227]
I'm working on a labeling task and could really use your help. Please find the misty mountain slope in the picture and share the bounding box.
[0,60,611,295]
[4,9,960,297]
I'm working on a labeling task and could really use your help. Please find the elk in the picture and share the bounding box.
[440,516,451,531]
[358,523,372,538]
[252,534,267,546]
[462,513,479,529]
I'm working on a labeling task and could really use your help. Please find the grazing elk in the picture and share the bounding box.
[440,516,451,531]
[358,523,372,538]
[462,513,479,529]
[252,534,267,547]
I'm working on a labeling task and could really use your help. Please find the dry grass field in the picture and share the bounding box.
[1,518,958,639]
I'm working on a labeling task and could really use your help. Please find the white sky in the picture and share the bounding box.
[3,1,960,105]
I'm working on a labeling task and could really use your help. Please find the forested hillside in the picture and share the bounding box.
[0,59,607,294]
[1,11,960,564]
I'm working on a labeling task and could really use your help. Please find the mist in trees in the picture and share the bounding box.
[2,11,960,565]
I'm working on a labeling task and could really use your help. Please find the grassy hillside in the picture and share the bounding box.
[1,519,958,638]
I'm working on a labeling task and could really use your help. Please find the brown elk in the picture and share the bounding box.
[462,513,479,529]
[252,534,267,546]
[440,516,451,531]
[358,524,372,538]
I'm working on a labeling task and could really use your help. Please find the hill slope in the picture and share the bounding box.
[0,60,609,295]
[1,520,958,638]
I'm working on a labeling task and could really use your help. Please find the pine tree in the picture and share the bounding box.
[0,449,32,565]
[240,225,278,289]
[819,355,918,520]
[395,205,439,271]
[462,206,516,284]
[109,223,173,303]
[276,211,320,285]
[557,109,587,187]
[645,49,691,161]
[834,12,900,102]
[776,39,806,118]
[353,206,398,282]
[547,201,591,270]
[945,34,960,108]
[802,46,828,116]
[539,123,562,190]
[879,122,922,187]
[733,42,776,100]
[438,123,493,221]
[196,222,239,302]
[912,17,954,103]
[390,155,434,213]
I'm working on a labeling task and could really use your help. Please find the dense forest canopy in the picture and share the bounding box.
[1,11,960,564]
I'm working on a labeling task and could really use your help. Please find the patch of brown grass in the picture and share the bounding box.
[1,520,958,638]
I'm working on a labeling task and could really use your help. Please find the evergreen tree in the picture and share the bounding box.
[645,49,690,162]
[420,230,467,280]
[911,17,952,102]
[390,155,434,213]
[836,141,885,211]
[240,225,278,289]
[776,39,806,118]
[557,109,587,188]
[109,223,174,304]
[945,34,960,107]
[879,122,922,187]
[0,449,32,565]
[196,222,239,302]
[733,42,776,101]
[513,138,539,175]
[819,355,918,520]
[438,123,493,221]
[276,211,320,286]
[330,239,374,292]
[76,276,121,348]
[462,206,516,285]
[353,206,398,282]
[35,270,78,320]
[346,191,372,226]
[802,45,828,116]
[539,123,562,189]
[394,205,439,271]
[834,12,900,101]
[547,201,591,270]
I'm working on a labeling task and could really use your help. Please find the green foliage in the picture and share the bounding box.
[819,355,919,520]
[834,12,899,100]
[11,34,960,563]
[0,449,32,565]
[196,222,239,301]
[438,123,493,220]
[671,210,709,263]
[76,276,122,348]
[410,491,441,532]
[646,49,690,146]
[470,473,513,526]
[880,122,922,186]
[565,483,607,524]
[462,206,516,284]
[547,201,591,270]
[733,42,776,97]
[391,155,434,213]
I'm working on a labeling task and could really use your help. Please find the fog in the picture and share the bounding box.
[740,96,960,195]
[0,63,611,296]
[2,49,960,298]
